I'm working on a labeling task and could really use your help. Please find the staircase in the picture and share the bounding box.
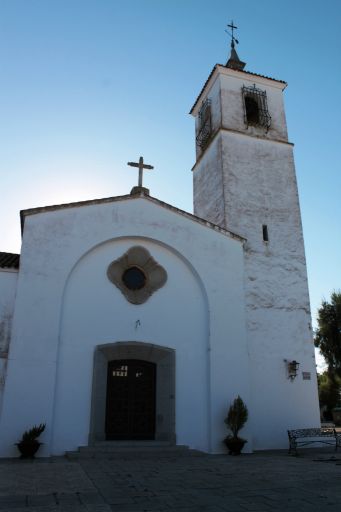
[66,441,205,460]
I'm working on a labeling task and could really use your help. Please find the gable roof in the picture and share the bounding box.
[0,252,20,270]
[20,191,246,243]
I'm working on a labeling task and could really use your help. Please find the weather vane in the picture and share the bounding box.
[225,20,239,49]
[225,20,246,71]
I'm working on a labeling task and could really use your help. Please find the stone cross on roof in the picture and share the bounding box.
[127,156,154,189]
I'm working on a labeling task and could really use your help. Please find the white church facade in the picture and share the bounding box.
[0,43,320,456]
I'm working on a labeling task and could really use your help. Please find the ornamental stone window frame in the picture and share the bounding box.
[107,245,167,305]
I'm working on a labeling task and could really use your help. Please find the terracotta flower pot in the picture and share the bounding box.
[16,440,42,459]
[224,436,247,455]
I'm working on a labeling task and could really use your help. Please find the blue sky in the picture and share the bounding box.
[0,1,340,347]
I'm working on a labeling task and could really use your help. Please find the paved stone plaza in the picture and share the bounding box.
[0,449,341,512]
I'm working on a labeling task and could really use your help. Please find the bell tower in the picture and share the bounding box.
[191,28,320,447]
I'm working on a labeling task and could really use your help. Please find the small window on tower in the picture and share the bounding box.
[196,99,212,150]
[262,225,269,242]
[242,85,271,131]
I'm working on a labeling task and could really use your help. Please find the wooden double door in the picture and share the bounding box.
[105,359,156,440]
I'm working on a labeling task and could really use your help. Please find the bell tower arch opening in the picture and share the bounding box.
[244,95,259,125]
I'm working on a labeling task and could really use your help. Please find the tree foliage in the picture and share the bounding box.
[20,423,46,442]
[314,291,341,375]
[224,396,248,438]
[317,371,341,419]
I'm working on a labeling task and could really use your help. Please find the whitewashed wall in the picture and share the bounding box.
[0,270,18,414]
[0,270,17,354]
[0,196,248,456]
[220,131,318,448]
[192,66,320,449]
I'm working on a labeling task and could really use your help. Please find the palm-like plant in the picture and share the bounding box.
[16,423,46,459]
[224,396,248,439]
[224,396,248,455]
[21,423,46,442]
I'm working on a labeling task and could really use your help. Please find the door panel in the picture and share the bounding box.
[105,359,156,440]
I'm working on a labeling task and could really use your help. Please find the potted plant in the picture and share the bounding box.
[16,423,46,459]
[224,396,248,455]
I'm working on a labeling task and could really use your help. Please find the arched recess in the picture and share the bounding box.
[51,236,209,454]
[89,341,175,444]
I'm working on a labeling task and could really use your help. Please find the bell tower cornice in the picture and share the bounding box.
[190,65,287,117]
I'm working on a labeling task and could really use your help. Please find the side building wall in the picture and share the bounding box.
[0,270,18,413]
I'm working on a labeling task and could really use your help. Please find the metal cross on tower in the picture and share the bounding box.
[226,20,239,48]
[225,20,245,71]
[127,156,154,188]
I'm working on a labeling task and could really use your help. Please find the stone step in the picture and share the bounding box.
[86,440,175,450]
[66,442,205,459]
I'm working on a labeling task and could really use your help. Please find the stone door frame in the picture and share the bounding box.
[89,341,176,444]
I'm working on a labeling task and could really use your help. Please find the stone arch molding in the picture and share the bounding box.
[107,245,167,304]
[89,341,176,444]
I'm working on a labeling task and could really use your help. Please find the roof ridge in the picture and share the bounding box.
[20,192,246,243]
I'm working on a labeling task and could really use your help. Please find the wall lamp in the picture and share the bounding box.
[284,359,300,381]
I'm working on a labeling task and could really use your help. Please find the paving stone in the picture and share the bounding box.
[78,491,106,505]
[1,449,341,511]
[110,505,155,512]
[6,506,112,512]
[85,506,112,512]
[54,492,82,505]
[0,495,27,509]
[26,494,57,506]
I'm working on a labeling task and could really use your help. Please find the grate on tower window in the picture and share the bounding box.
[196,99,212,150]
[242,85,271,132]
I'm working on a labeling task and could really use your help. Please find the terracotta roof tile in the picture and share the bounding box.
[0,252,20,270]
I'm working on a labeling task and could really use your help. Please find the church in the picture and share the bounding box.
[0,38,320,457]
